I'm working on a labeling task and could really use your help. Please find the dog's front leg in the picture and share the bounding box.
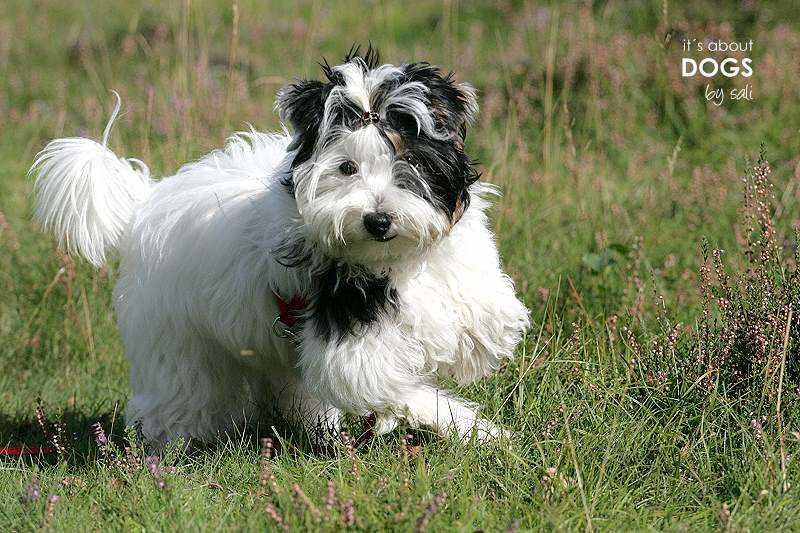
[297,323,505,443]
[263,367,342,445]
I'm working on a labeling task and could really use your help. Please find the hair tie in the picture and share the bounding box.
[361,111,380,127]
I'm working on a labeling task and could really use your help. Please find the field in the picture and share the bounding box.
[2,0,800,530]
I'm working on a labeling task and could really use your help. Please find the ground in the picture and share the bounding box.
[2,0,800,530]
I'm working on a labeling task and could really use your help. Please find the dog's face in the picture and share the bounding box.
[276,49,479,265]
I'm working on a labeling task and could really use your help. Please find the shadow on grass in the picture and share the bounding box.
[0,399,430,469]
[0,405,124,468]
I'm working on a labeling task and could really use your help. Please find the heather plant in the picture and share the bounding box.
[636,155,800,413]
[699,157,800,401]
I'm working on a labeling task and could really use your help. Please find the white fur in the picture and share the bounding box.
[30,94,151,267]
[31,69,530,448]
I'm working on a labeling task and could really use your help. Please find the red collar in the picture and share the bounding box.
[273,291,308,328]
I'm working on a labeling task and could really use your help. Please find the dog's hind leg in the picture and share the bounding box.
[125,333,258,449]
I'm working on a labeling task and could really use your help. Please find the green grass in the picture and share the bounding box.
[2,0,800,530]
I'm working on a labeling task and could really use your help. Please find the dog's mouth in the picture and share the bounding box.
[373,234,397,243]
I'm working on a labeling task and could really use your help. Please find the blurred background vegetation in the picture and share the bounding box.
[2,1,800,530]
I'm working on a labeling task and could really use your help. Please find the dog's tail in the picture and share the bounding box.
[30,92,152,268]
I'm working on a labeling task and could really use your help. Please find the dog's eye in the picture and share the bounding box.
[338,160,358,176]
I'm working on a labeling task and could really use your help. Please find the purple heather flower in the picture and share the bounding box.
[22,478,41,503]
[92,422,108,447]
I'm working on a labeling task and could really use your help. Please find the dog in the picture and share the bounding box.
[30,48,530,448]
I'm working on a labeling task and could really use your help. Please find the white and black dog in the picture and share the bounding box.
[31,48,530,448]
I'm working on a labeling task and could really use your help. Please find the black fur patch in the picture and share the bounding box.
[400,62,476,140]
[394,136,479,219]
[276,79,331,167]
[310,262,398,343]
[374,62,479,218]
[277,45,381,171]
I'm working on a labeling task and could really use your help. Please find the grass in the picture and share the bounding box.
[2,0,800,530]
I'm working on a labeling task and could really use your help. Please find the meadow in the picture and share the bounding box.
[2,0,800,530]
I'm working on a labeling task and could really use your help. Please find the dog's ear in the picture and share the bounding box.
[452,83,478,140]
[402,63,478,143]
[275,79,329,166]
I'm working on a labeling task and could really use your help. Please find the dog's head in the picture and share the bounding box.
[276,46,479,265]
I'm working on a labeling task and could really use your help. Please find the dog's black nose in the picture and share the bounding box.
[363,212,392,238]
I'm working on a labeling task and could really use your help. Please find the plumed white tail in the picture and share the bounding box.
[30,92,151,267]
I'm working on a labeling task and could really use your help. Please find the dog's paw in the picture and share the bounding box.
[373,414,399,436]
